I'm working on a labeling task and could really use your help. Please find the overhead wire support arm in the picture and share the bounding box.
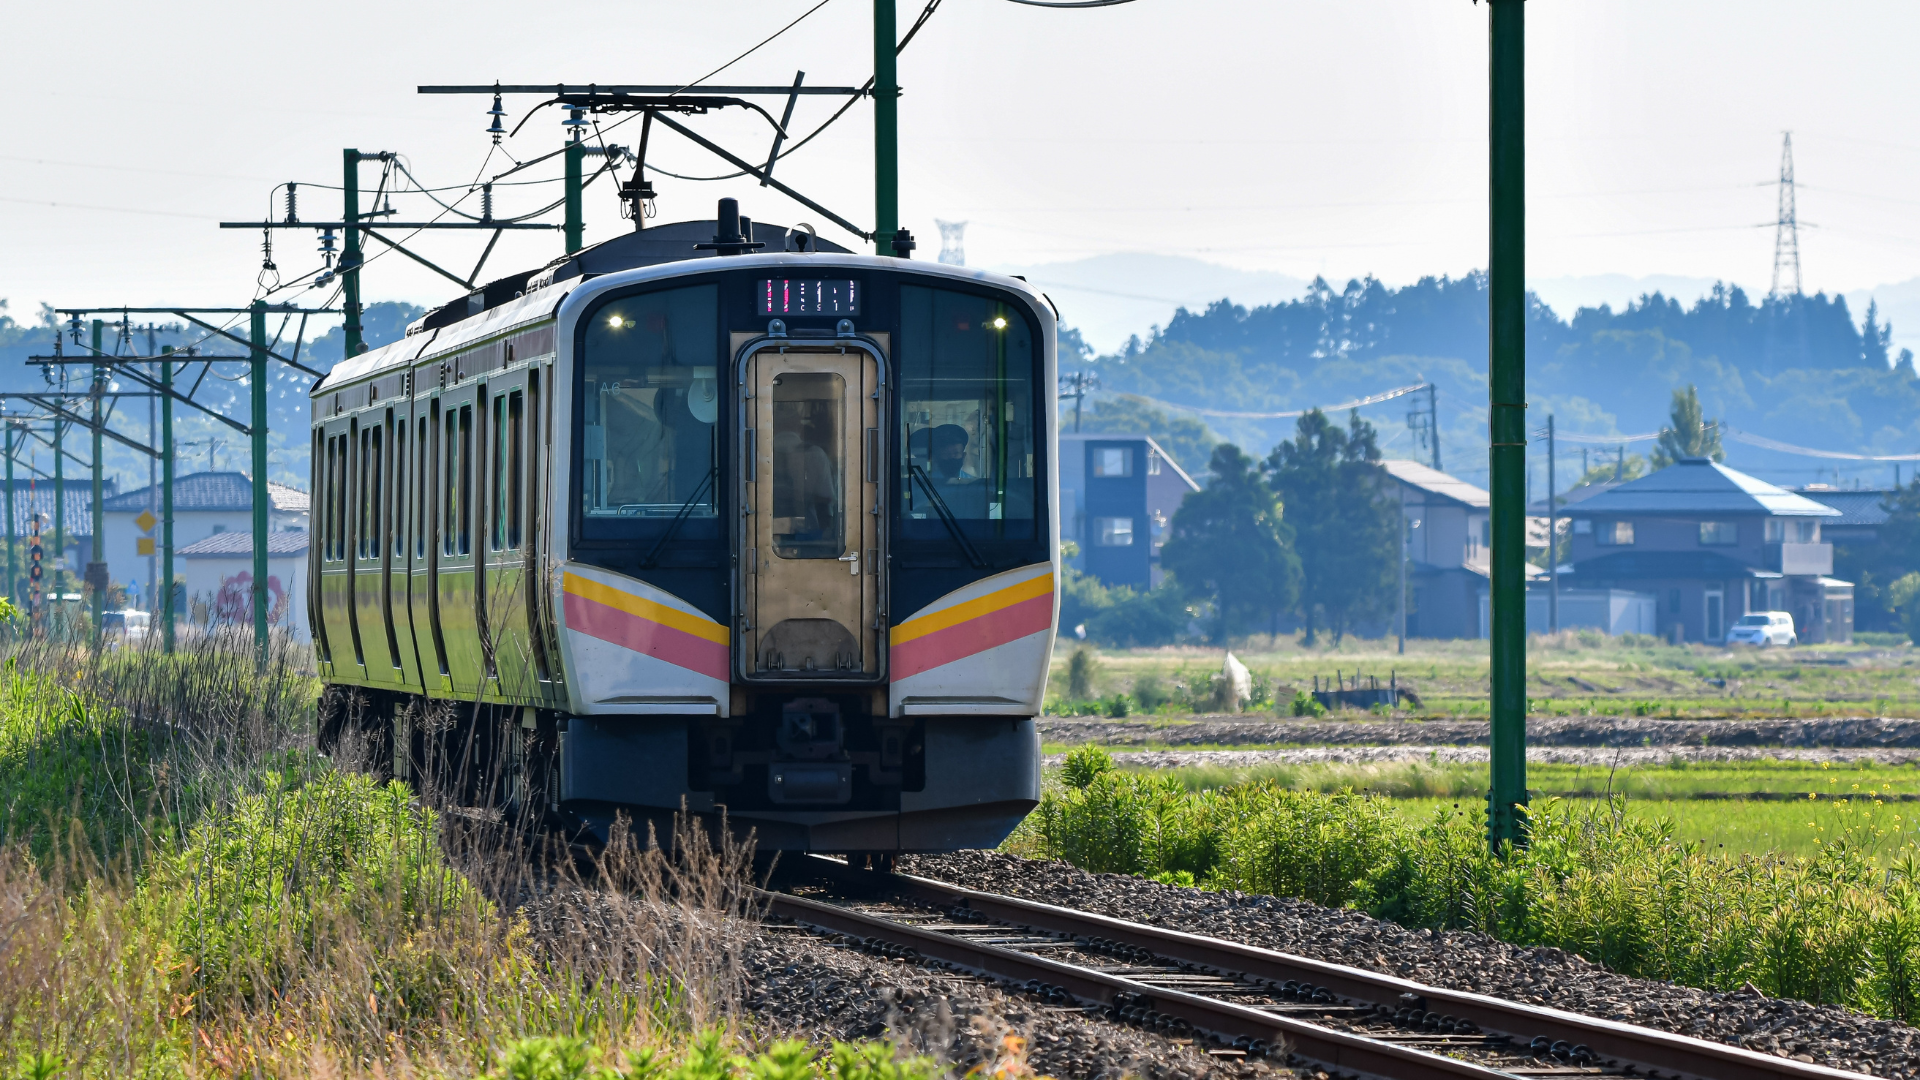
[646,110,871,240]
[27,358,252,435]
[419,84,865,97]
[359,227,479,290]
[169,312,327,378]
[221,220,555,230]
[14,395,162,459]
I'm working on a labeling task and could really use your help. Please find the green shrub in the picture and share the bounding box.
[1133,675,1170,712]
[1105,693,1131,718]
[1289,690,1326,718]
[1021,774,1920,1020]
[1060,745,1115,789]
[486,1030,942,1080]
[1067,647,1097,700]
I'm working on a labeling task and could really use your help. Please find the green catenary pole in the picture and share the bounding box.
[564,136,585,255]
[1486,0,1529,852]
[4,421,14,610]
[91,320,105,646]
[161,346,175,653]
[342,149,365,358]
[52,407,63,617]
[250,301,269,670]
[873,0,899,254]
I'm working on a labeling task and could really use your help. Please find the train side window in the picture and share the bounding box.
[898,285,1041,540]
[491,395,509,550]
[332,435,347,562]
[355,424,369,559]
[527,375,541,548]
[443,408,458,557]
[417,411,431,559]
[578,284,719,530]
[369,422,384,561]
[393,418,407,559]
[507,390,524,549]
[459,404,473,556]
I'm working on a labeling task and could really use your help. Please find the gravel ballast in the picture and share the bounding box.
[743,925,1282,1080]
[901,850,1919,1078]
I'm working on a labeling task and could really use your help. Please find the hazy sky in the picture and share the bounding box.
[3,0,1917,333]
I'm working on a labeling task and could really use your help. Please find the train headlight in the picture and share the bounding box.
[607,314,626,329]
[992,316,1007,330]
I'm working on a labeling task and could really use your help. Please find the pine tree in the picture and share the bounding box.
[1651,385,1723,469]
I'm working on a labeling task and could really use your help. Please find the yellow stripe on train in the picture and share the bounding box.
[562,572,731,646]
[889,572,1054,647]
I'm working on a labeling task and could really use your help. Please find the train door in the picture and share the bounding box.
[437,378,487,695]
[740,345,883,678]
[482,367,538,698]
[411,386,453,695]
[353,406,400,682]
[318,414,362,675]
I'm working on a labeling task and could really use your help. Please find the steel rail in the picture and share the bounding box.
[790,861,1871,1080]
[763,889,1520,1080]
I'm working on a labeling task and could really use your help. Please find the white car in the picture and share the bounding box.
[1726,611,1796,647]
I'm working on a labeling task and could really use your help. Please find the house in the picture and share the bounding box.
[1561,458,1849,643]
[101,471,310,610]
[1795,486,1892,547]
[1383,460,1540,639]
[176,531,311,642]
[1058,434,1202,590]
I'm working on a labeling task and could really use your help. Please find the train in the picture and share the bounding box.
[310,199,1059,853]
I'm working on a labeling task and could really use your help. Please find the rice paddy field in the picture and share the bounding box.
[1045,630,1920,719]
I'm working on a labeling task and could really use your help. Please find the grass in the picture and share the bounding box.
[0,630,947,1079]
[1012,746,1920,1021]
[1045,629,1920,719]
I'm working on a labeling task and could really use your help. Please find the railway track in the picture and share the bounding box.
[764,857,1874,1080]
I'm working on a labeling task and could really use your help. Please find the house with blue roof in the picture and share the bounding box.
[1560,458,1851,644]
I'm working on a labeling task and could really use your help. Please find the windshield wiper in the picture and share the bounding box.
[639,466,717,568]
[909,465,986,568]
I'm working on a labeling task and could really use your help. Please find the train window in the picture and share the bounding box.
[491,396,506,551]
[458,404,473,556]
[507,390,524,549]
[333,435,347,562]
[898,286,1040,540]
[417,412,430,559]
[443,408,459,557]
[355,425,369,559]
[369,423,384,561]
[394,418,407,558]
[578,284,719,532]
[771,372,845,559]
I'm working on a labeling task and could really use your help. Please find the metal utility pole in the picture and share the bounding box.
[343,149,367,357]
[1485,0,1529,852]
[249,302,270,669]
[873,0,900,255]
[4,422,14,608]
[1546,414,1558,634]
[565,119,586,254]
[90,320,106,644]
[1397,487,1409,655]
[1770,133,1802,298]
[1428,383,1442,470]
[161,346,175,653]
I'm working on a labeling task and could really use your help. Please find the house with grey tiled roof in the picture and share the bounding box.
[176,530,311,642]
[98,471,309,610]
[1562,459,1849,643]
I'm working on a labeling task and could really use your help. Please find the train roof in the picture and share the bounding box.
[314,217,1053,396]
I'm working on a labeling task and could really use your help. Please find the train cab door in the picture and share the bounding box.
[741,344,883,679]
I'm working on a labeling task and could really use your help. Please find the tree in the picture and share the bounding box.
[1074,395,1219,476]
[1264,409,1400,645]
[1160,443,1299,642]
[1864,300,1893,368]
[1575,452,1647,488]
[1651,385,1723,468]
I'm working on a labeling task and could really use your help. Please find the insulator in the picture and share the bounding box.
[284,182,299,224]
[481,183,494,223]
[260,227,276,272]
[562,105,588,139]
[487,91,507,143]
[67,313,82,344]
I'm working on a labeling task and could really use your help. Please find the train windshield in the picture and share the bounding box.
[898,285,1039,541]
[579,285,720,534]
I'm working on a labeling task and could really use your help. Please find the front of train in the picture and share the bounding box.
[550,206,1058,853]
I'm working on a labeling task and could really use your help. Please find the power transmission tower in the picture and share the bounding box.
[935,219,967,266]
[1770,132,1802,297]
